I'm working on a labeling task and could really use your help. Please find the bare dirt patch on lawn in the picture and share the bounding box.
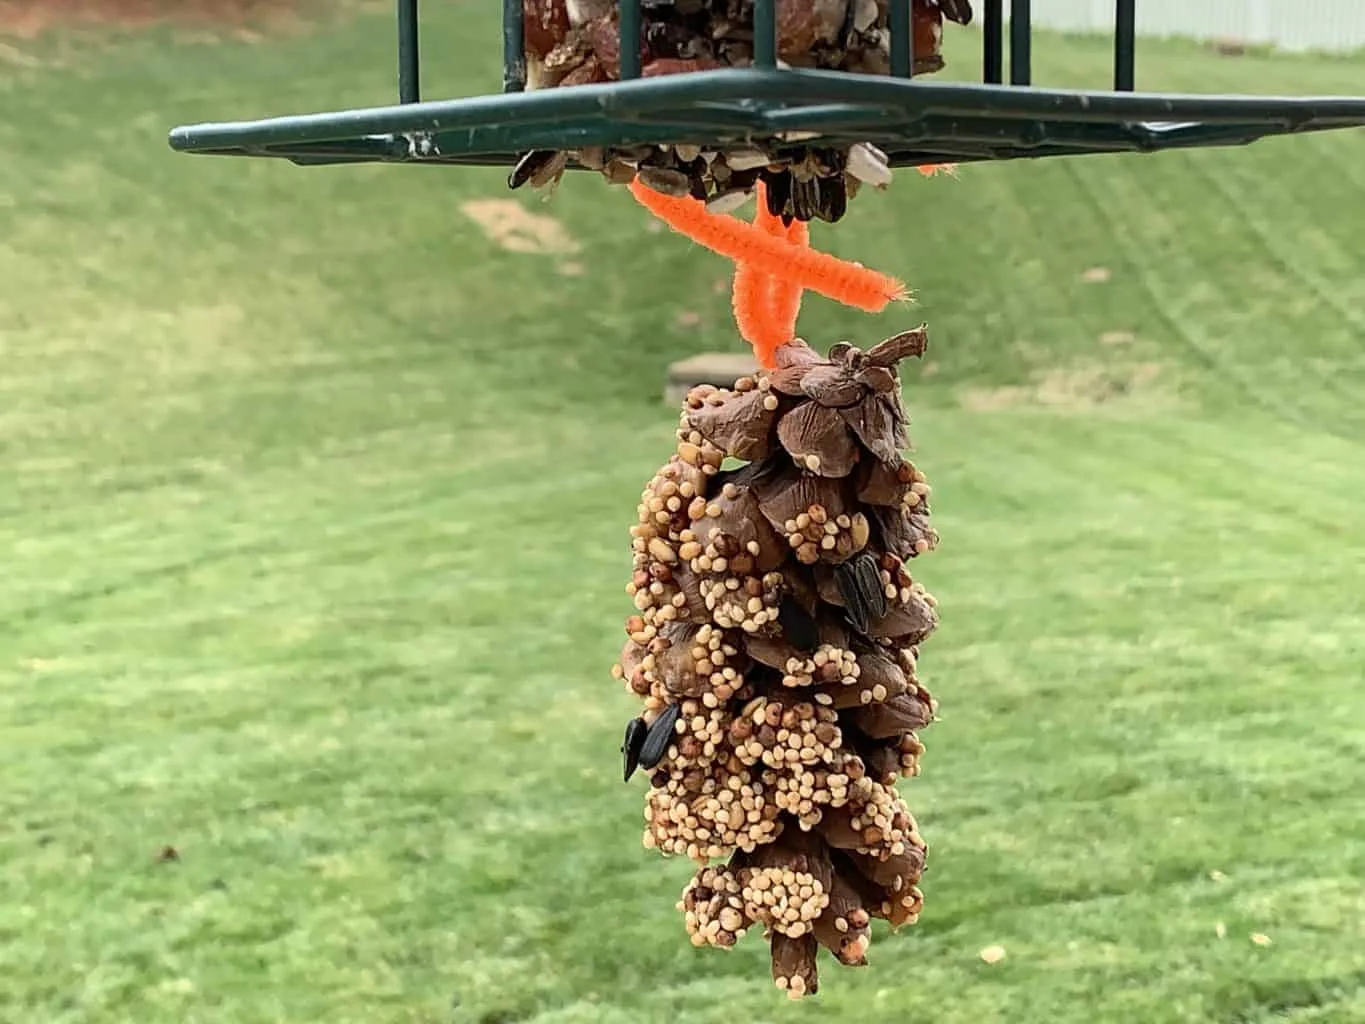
[0,1,313,37]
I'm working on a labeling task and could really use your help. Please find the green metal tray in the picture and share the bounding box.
[168,0,1365,170]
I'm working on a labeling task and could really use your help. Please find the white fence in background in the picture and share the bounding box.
[1018,0,1365,53]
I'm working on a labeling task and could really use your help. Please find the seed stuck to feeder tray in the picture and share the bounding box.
[511,0,973,221]
[613,324,939,997]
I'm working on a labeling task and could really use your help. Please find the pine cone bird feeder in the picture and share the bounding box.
[614,326,939,998]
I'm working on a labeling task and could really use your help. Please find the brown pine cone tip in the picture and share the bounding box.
[512,2,974,220]
[613,325,940,998]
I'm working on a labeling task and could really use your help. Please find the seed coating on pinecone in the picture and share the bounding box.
[613,324,939,997]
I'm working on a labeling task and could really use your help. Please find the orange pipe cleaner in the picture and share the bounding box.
[735,188,809,367]
[629,170,946,369]
[628,181,907,316]
[766,211,809,350]
[729,256,772,363]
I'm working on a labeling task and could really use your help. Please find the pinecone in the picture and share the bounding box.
[511,0,973,220]
[614,325,939,998]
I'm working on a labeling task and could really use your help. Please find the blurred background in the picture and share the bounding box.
[1031,0,1365,52]
[1,2,1363,1022]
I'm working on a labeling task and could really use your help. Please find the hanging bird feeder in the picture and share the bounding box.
[168,0,1365,1001]
[169,0,1365,177]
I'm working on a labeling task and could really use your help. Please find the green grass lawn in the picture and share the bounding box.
[2,8,1364,1023]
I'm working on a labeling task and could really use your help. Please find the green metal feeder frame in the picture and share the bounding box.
[168,1,1365,173]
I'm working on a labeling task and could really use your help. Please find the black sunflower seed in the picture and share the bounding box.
[854,551,889,623]
[638,703,682,771]
[779,597,820,653]
[834,563,869,634]
[764,169,791,219]
[727,167,762,192]
[940,0,974,25]
[621,717,648,782]
[792,175,819,222]
[814,146,845,177]
[508,149,559,190]
[835,551,885,635]
[819,176,848,223]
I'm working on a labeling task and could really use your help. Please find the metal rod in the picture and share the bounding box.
[753,0,777,68]
[503,0,525,92]
[619,0,642,79]
[169,72,1365,154]
[889,0,912,78]
[1114,0,1136,91]
[1009,0,1031,86]
[983,0,1003,83]
[399,0,421,103]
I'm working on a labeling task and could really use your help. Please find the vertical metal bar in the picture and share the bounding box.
[503,0,525,92]
[889,0,912,78]
[619,0,642,79]
[908,2,915,80]
[1113,0,1136,91]
[753,0,777,68]
[399,0,421,103]
[1009,0,1031,86]
[983,0,1003,84]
